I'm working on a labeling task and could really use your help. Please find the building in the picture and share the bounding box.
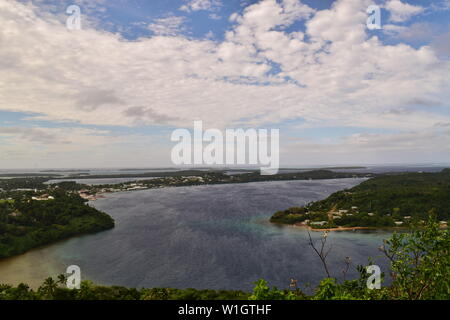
[31,195,55,201]
[310,221,327,226]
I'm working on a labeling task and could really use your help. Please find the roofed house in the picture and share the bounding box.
[31,195,55,201]
[310,221,327,226]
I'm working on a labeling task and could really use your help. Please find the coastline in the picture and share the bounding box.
[86,176,366,201]
[295,224,378,232]
[294,224,395,232]
[290,223,448,232]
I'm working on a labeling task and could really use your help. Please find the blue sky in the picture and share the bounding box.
[1,0,450,168]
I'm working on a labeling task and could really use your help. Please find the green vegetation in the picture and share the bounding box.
[0,279,250,300]
[0,190,114,259]
[0,177,48,191]
[0,174,61,178]
[49,168,369,182]
[73,169,371,193]
[271,170,450,228]
[1,218,447,300]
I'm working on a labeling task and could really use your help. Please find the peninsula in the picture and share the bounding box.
[270,169,450,230]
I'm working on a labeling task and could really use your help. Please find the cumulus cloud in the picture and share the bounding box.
[385,0,424,22]
[123,106,179,124]
[1,0,450,166]
[383,23,434,42]
[431,31,450,58]
[179,0,222,13]
[1,0,448,129]
[148,16,187,36]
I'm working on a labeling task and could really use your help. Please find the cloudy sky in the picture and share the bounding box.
[1,0,450,168]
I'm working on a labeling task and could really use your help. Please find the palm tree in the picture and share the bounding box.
[39,277,57,298]
[57,274,67,287]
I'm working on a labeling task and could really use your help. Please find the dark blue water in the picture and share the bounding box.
[0,178,390,292]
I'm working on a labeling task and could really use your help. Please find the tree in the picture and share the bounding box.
[379,214,449,299]
[249,279,297,300]
[307,230,332,278]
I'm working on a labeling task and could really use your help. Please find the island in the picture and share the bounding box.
[52,169,373,200]
[270,169,450,230]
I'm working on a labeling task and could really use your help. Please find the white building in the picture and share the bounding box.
[310,221,327,226]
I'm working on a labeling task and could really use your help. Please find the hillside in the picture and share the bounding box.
[270,169,450,229]
[0,191,115,259]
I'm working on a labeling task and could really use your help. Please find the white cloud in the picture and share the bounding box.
[383,23,434,41]
[0,126,172,168]
[148,16,187,36]
[1,0,450,166]
[180,0,222,13]
[431,0,450,11]
[385,0,424,22]
[208,13,221,20]
[281,129,450,165]
[0,127,109,146]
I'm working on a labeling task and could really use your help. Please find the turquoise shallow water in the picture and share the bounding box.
[0,179,392,291]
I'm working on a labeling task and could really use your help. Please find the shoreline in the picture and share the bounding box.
[297,225,391,232]
[86,177,366,201]
[290,223,448,232]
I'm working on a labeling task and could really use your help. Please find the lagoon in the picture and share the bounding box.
[0,179,391,291]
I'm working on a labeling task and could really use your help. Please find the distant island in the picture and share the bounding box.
[270,169,450,231]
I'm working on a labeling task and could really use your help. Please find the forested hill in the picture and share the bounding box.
[271,169,450,228]
[0,191,114,259]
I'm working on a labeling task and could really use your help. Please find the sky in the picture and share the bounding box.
[1,0,450,168]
